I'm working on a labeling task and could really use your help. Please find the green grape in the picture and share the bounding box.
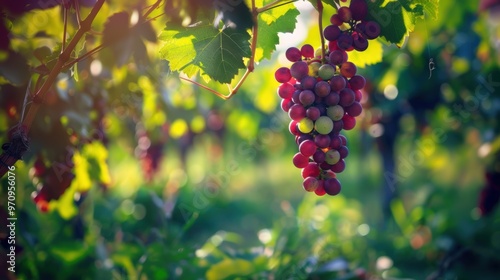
[298,117,314,133]
[318,64,336,80]
[327,105,344,121]
[325,149,340,165]
[314,116,333,135]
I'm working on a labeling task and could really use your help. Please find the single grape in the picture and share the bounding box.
[350,0,368,21]
[329,135,342,149]
[330,14,343,26]
[286,47,302,62]
[325,149,341,165]
[345,102,362,117]
[301,44,315,58]
[289,120,299,135]
[338,145,349,159]
[333,120,344,133]
[303,177,319,192]
[292,89,301,103]
[323,170,337,179]
[329,50,348,65]
[298,117,314,133]
[323,25,342,41]
[324,178,341,195]
[297,134,314,145]
[364,21,381,39]
[314,180,327,196]
[327,105,345,121]
[349,75,366,90]
[314,134,331,148]
[293,152,310,168]
[278,82,295,99]
[306,106,321,121]
[318,64,336,80]
[308,61,322,77]
[330,159,346,173]
[337,7,352,22]
[288,104,306,121]
[300,76,317,90]
[340,61,357,78]
[339,134,347,145]
[342,114,356,130]
[281,98,294,112]
[320,162,333,170]
[339,88,355,107]
[354,90,363,102]
[299,140,316,157]
[352,33,369,51]
[330,75,347,91]
[299,90,315,106]
[315,116,334,135]
[301,162,321,178]
[314,80,331,97]
[325,92,340,106]
[275,67,291,83]
[290,61,309,80]
[337,33,354,51]
[313,149,325,163]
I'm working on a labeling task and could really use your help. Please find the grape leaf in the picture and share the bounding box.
[255,1,299,61]
[159,24,251,84]
[366,0,439,47]
[348,39,383,68]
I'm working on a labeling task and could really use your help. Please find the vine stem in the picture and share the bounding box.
[0,0,105,177]
[317,0,326,61]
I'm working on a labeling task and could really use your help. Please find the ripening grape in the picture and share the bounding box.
[329,50,348,65]
[364,21,381,39]
[303,177,319,192]
[289,120,299,135]
[330,75,347,91]
[290,61,309,80]
[354,90,363,102]
[325,92,340,106]
[339,88,355,107]
[299,140,317,157]
[318,64,336,80]
[315,180,326,196]
[289,104,306,121]
[330,14,343,26]
[301,76,317,90]
[281,98,294,112]
[299,90,315,106]
[352,34,368,51]
[298,117,314,133]
[337,7,352,22]
[349,75,366,90]
[314,81,331,97]
[329,135,342,149]
[350,0,368,20]
[275,67,291,83]
[301,162,321,178]
[323,25,341,41]
[345,102,363,117]
[309,62,321,76]
[306,106,321,121]
[293,152,310,168]
[327,105,344,121]
[313,149,326,163]
[324,178,341,195]
[342,114,356,130]
[340,62,357,78]
[278,82,295,99]
[315,116,334,135]
[325,149,340,165]
[337,33,354,51]
[331,159,346,173]
[314,134,331,148]
[338,145,349,159]
[286,47,302,62]
[301,44,315,58]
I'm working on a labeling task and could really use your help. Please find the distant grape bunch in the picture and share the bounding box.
[275,0,379,196]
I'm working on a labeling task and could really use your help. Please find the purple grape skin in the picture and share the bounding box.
[349,75,366,90]
[306,106,321,121]
[324,178,341,195]
[290,61,309,80]
[325,92,340,106]
[329,50,348,65]
[345,102,363,117]
[338,145,349,159]
[286,47,302,62]
[330,75,347,91]
[339,134,347,145]
[337,33,353,51]
[278,82,295,99]
[299,90,315,106]
[297,134,314,145]
[281,98,294,112]
[288,104,306,121]
[300,76,317,90]
[332,120,344,133]
[314,134,331,148]
[364,21,381,39]
[323,25,342,41]
[313,149,326,163]
[314,81,331,97]
[292,90,301,103]
[330,159,346,173]
[352,33,368,51]
[339,88,355,107]
[329,135,342,149]
[349,0,368,21]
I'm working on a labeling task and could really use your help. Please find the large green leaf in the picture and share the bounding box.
[366,0,439,46]
[159,24,251,84]
[256,1,299,61]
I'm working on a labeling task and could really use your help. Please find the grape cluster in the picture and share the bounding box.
[275,0,376,196]
[324,0,380,52]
